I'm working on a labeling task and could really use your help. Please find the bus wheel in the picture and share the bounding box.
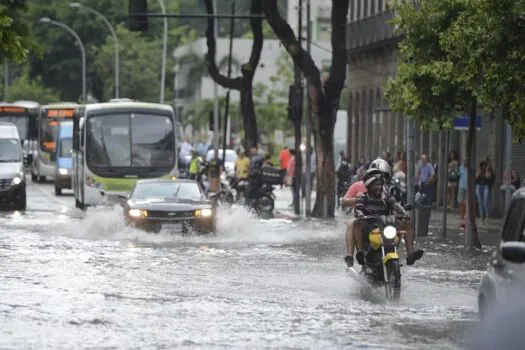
[54,184,62,196]
[38,176,45,183]
[31,174,37,182]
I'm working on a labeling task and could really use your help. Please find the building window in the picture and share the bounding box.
[378,0,383,12]
[364,0,368,17]
[371,0,376,15]
[357,0,361,20]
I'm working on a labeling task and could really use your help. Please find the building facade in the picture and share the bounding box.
[346,0,525,212]
[287,0,332,42]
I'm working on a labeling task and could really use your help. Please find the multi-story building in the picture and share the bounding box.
[345,0,525,213]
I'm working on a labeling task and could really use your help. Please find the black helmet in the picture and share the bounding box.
[368,158,392,180]
[363,168,384,187]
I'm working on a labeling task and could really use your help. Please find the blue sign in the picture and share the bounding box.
[453,114,482,131]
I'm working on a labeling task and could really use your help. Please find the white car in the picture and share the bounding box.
[478,188,525,318]
[206,149,237,178]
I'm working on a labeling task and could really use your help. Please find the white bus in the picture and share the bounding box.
[72,101,178,209]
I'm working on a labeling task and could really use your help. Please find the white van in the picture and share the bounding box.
[0,122,26,210]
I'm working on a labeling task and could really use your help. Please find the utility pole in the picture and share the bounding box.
[406,118,416,224]
[212,0,220,152]
[305,0,312,216]
[3,61,8,101]
[293,0,303,215]
[222,1,235,162]
[505,123,512,210]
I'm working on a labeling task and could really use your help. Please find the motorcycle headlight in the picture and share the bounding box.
[59,168,68,175]
[129,209,147,217]
[195,208,213,218]
[383,226,397,240]
[220,172,226,181]
[11,176,22,185]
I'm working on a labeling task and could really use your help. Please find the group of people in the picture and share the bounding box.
[339,158,424,268]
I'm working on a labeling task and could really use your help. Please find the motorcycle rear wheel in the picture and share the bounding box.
[385,260,401,300]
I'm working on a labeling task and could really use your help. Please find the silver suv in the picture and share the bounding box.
[479,188,525,318]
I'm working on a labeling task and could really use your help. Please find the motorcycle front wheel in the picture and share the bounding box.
[385,259,401,300]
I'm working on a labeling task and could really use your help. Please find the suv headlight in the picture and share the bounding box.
[195,208,213,218]
[129,209,147,217]
[59,168,68,175]
[11,177,22,186]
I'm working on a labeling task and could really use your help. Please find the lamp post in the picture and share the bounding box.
[40,18,86,102]
[158,0,168,104]
[70,2,119,98]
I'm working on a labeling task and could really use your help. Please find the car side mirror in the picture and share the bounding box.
[501,242,525,264]
[404,204,414,211]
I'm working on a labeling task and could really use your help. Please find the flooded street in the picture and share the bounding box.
[1,180,485,349]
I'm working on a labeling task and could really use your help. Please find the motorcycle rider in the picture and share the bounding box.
[342,159,391,267]
[336,156,352,208]
[350,170,424,267]
[188,150,201,180]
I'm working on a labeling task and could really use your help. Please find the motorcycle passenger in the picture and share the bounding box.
[352,172,424,267]
[234,149,250,181]
[188,151,201,180]
[342,159,392,267]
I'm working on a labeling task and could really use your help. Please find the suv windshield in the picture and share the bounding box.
[0,138,21,162]
[0,116,28,140]
[86,112,175,170]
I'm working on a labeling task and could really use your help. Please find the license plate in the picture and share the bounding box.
[164,223,183,232]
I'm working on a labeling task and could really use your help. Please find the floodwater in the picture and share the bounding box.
[0,180,488,349]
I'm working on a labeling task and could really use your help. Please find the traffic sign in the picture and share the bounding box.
[453,114,482,131]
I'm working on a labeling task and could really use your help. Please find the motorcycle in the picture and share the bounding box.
[389,171,407,205]
[358,208,412,300]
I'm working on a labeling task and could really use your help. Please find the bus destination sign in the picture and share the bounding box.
[0,106,26,113]
[46,109,75,118]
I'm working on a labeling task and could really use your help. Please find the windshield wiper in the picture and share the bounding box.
[173,185,181,198]
[0,159,21,163]
[99,129,114,172]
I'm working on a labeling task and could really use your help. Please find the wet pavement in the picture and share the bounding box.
[1,178,490,349]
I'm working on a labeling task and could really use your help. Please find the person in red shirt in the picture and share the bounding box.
[286,149,296,206]
[279,146,291,189]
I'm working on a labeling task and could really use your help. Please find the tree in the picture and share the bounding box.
[94,25,176,102]
[6,72,60,103]
[386,0,484,247]
[0,0,34,63]
[263,0,349,217]
[203,0,263,149]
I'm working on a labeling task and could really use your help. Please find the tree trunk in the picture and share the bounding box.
[240,79,258,149]
[466,98,482,248]
[263,0,348,218]
[203,0,262,149]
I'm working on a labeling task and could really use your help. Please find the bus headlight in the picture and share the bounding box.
[11,177,22,186]
[129,209,147,218]
[195,208,213,218]
[58,168,68,175]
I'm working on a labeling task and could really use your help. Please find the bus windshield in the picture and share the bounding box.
[40,119,59,152]
[0,139,22,162]
[86,113,175,170]
[0,115,29,140]
[59,138,73,158]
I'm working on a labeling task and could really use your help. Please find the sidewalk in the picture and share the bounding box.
[273,186,502,247]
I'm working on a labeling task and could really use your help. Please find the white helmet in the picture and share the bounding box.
[368,158,392,180]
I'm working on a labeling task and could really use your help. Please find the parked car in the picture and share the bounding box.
[478,188,525,318]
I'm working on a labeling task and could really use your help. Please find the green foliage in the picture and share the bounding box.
[6,72,60,103]
[0,0,34,63]
[386,0,525,137]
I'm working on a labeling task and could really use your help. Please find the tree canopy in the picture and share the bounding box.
[0,0,34,63]
[386,0,525,137]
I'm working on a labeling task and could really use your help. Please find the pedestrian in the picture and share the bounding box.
[287,149,296,207]
[279,146,290,189]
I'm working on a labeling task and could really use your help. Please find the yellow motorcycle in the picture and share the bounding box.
[359,214,411,300]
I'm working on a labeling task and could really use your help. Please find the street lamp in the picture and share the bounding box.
[157,0,168,104]
[70,2,119,98]
[39,18,86,103]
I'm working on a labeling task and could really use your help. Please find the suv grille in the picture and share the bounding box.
[0,179,11,190]
[146,210,195,219]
